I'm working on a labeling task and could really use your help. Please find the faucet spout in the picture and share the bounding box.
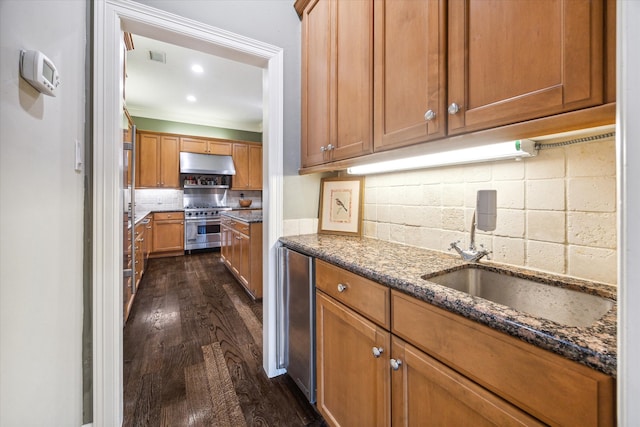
[469,211,477,251]
[449,211,491,262]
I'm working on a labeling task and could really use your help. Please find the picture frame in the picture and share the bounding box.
[318,176,364,237]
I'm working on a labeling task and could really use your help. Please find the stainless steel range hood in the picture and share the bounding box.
[180,152,236,175]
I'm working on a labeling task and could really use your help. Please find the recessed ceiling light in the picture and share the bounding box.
[186,95,197,102]
[191,64,204,73]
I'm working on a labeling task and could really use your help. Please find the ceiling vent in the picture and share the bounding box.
[148,50,166,64]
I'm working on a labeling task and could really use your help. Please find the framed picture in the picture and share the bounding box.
[318,176,364,237]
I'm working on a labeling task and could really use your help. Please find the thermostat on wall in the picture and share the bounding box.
[19,49,60,96]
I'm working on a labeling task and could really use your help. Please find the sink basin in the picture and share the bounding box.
[423,266,614,327]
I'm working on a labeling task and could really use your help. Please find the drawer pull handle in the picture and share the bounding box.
[372,347,384,358]
[390,358,403,371]
[337,283,347,293]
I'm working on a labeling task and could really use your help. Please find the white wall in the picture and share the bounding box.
[0,1,86,425]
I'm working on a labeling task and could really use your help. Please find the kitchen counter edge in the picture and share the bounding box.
[279,234,617,377]
[221,210,263,223]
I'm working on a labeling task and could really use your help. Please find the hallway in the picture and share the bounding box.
[123,252,324,426]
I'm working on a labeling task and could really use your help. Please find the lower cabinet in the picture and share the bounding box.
[151,211,184,257]
[316,291,390,427]
[315,259,616,427]
[390,336,542,426]
[220,217,262,299]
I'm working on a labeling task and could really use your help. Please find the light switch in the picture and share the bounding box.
[75,139,83,172]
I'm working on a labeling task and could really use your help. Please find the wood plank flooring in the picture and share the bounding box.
[123,251,326,426]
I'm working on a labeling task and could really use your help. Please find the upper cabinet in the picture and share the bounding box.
[373,0,446,151]
[296,0,615,170]
[447,0,604,135]
[301,0,374,168]
[180,137,232,155]
[232,142,263,190]
[136,131,180,188]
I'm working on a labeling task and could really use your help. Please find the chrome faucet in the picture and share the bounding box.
[449,212,493,262]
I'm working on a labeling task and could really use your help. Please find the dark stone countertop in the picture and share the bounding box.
[279,234,617,377]
[221,209,263,223]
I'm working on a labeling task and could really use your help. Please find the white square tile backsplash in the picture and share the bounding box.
[363,136,618,285]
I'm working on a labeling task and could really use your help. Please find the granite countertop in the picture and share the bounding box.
[279,234,617,377]
[221,209,263,223]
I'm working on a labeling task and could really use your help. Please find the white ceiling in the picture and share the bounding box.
[125,34,263,133]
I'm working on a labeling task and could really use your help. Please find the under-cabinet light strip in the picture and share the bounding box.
[346,140,537,175]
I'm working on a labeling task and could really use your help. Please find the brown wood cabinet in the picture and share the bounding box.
[151,211,184,256]
[124,224,133,323]
[220,216,262,299]
[231,142,262,190]
[373,0,447,151]
[316,291,390,427]
[136,131,180,188]
[180,136,233,155]
[447,0,604,135]
[390,336,543,426]
[296,0,615,173]
[391,290,615,426]
[316,260,391,427]
[300,0,373,167]
[314,259,615,426]
[144,215,153,259]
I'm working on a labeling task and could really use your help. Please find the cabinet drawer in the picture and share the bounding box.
[154,211,184,221]
[234,221,250,235]
[316,260,390,329]
[391,291,615,427]
[221,218,249,234]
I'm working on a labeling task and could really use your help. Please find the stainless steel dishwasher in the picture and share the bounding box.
[277,246,316,403]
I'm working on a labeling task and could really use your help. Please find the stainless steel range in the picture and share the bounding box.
[180,152,237,252]
[184,205,232,251]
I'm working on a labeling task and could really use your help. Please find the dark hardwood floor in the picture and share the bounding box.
[123,251,325,427]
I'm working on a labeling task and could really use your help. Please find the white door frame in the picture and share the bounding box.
[93,1,284,425]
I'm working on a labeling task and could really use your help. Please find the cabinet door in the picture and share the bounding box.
[152,220,184,253]
[232,143,249,189]
[238,232,250,288]
[207,140,232,155]
[221,224,232,266]
[301,0,373,167]
[301,0,332,167]
[447,0,604,135]
[159,136,180,188]
[180,137,208,154]
[144,217,153,260]
[316,291,390,427]
[332,0,373,162]
[137,133,160,188]
[248,145,262,190]
[373,0,446,151]
[391,336,543,427]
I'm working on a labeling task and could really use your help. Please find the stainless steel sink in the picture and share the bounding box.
[423,266,614,327]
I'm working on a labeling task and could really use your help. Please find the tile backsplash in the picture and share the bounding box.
[134,188,263,211]
[135,189,183,211]
[363,136,617,285]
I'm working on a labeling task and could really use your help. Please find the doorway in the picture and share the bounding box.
[92,1,284,424]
